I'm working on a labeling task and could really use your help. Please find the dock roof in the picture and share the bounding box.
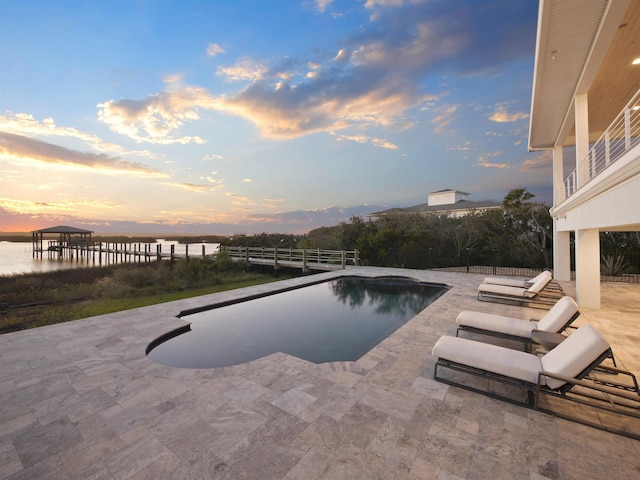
[32,226,94,234]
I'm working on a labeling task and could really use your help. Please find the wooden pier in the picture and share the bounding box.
[30,226,357,272]
[32,240,358,272]
[34,240,211,265]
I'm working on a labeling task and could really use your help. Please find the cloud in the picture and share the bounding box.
[207,43,225,57]
[335,133,399,149]
[0,197,117,216]
[475,155,510,169]
[432,105,458,134]
[0,112,152,157]
[448,141,471,151]
[173,182,224,193]
[0,132,165,176]
[97,1,536,142]
[489,105,529,123]
[225,192,252,205]
[97,85,216,144]
[216,58,267,82]
[365,0,404,8]
[315,0,333,13]
[372,138,398,150]
[520,150,552,173]
[203,153,224,161]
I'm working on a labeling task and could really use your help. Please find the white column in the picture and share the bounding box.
[575,93,590,188]
[553,227,571,282]
[551,144,571,281]
[552,144,564,205]
[575,228,600,308]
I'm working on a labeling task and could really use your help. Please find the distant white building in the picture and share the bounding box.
[371,189,502,219]
[426,189,470,206]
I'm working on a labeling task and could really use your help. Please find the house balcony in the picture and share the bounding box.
[551,88,640,231]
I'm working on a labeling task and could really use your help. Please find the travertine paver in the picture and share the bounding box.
[0,267,639,479]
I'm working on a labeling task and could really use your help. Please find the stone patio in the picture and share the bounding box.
[1,268,639,479]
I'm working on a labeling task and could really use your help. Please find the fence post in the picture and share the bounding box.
[466,248,470,273]
[274,248,279,271]
[341,250,346,269]
[492,248,497,275]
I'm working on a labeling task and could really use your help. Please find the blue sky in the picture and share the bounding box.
[0,0,547,234]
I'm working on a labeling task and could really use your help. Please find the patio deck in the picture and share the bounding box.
[0,268,639,479]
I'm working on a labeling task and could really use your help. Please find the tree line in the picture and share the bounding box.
[226,189,553,269]
[221,188,640,273]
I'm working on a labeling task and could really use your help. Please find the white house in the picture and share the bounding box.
[371,189,502,219]
[528,0,640,308]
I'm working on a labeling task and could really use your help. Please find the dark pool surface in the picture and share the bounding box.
[147,276,448,368]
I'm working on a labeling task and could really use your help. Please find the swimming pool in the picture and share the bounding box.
[147,276,448,369]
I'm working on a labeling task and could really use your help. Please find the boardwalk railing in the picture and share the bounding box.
[220,246,359,272]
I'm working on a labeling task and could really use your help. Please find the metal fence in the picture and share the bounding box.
[392,248,640,284]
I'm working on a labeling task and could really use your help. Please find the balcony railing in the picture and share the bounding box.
[564,88,640,199]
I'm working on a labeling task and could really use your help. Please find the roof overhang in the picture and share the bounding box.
[528,0,634,150]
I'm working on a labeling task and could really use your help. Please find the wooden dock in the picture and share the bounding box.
[34,241,210,265]
[32,241,358,272]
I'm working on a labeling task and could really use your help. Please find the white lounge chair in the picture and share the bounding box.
[483,270,562,292]
[432,325,640,439]
[477,271,562,308]
[482,270,547,287]
[456,296,579,348]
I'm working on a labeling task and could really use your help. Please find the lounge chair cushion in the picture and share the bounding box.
[540,324,610,390]
[478,283,529,298]
[457,296,578,340]
[535,296,578,332]
[456,311,539,337]
[483,271,548,288]
[432,335,542,384]
[483,277,528,287]
[526,271,553,293]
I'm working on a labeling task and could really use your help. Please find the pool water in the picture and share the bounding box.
[147,276,448,369]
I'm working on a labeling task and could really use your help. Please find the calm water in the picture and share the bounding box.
[0,240,219,277]
[147,276,448,369]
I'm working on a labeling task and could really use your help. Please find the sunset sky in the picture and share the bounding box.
[0,0,547,234]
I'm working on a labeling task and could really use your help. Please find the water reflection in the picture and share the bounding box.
[330,277,445,317]
[147,276,448,369]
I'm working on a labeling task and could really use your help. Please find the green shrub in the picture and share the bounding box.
[94,276,135,299]
[601,254,629,276]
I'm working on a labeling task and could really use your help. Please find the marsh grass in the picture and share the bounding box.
[0,254,291,334]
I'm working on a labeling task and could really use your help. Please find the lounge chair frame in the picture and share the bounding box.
[476,288,563,309]
[433,349,640,439]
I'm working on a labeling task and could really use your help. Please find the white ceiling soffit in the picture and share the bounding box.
[528,0,630,150]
